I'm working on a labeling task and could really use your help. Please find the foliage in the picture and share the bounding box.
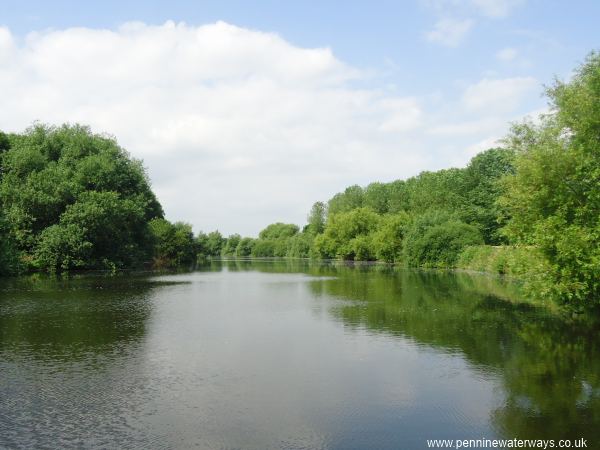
[306,202,326,235]
[34,191,152,271]
[500,51,600,305]
[286,233,313,258]
[0,210,20,275]
[0,124,163,272]
[371,212,411,263]
[403,211,483,268]
[313,208,380,260]
[222,234,241,256]
[251,239,276,257]
[461,148,515,244]
[196,231,226,258]
[235,237,255,257]
[258,222,299,240]
[327,185,364,215]
[149,218,196,268]
[457,245,552,297]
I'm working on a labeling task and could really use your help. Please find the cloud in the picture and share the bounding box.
[462,76,538,113]
[496,47,518,61]
[0,21,544,236]
[425,18,474,47]
[0,21,432,235]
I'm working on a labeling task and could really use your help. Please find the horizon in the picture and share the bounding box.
[1,0,598,235]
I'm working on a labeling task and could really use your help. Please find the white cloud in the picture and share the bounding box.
[0,21,544,236]
[496,47,518,61]
[0,21,431,235]
[462,76,538,113]
[425,18,474,47]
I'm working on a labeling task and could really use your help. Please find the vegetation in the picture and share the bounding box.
[0,124,195,273]
[148,219,196,268]
[1,52,599,308]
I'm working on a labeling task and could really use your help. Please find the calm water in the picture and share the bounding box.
[1,260,599,449]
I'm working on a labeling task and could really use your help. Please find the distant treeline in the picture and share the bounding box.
[1,52,598,307]
[199,52,600,307]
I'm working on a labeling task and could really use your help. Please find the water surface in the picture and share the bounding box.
[1,261,599,449]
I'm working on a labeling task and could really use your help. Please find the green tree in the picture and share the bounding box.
[306,201,326,235]
[327,185,364,215]
[35,191,153,271]
[204,231,226,257]
[364,182,390,214]
[0,210,20,275]
[149,218,196,268]
[313,208,381,260]
[372,212,411,263]
[258,222,299,240]
[462,148,515,244]
[500,52,600,305]
[403,211,483,268]
[0,123,163,272]
[222,234,242,256]
[235,237,255,257]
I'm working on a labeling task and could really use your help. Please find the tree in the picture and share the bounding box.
[149,219,196,268]
[0,210,20,275]
[35,191,152,271]
[258,222,299,240]
[403,212,483,268]
[462,148,515,244]
[327,185,364,215]
[364,182,390,214]
[500,52,600,305]
[236,237,255,257]
[0,123,163,272]
[306,201,326,235]
[222,234,242,256]
[205,231,225,257]
[313,208,380,260]
[372,212,411,263]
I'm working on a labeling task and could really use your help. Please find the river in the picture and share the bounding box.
[1,260,598,449]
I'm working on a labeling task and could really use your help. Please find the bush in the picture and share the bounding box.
[149,218,196,268]
[403,213,483,268]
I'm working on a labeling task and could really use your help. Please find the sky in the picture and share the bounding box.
[1,0,598,236]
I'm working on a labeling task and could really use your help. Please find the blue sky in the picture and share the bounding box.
[0,0,598,235]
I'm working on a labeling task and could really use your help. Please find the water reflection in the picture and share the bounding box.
[216,260,600,445]
[1,262,599,449]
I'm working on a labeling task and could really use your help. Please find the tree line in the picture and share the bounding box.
[1,52,598,306]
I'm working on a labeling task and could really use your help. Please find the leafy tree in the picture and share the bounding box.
[236,237,255,257]
[403,211,483,268]
[258,222,299,240]
[372,212,411,263]
[327,185,364,215]
[462,148,515,244]
[313,208,380,260]
[222,234,242,256]
[0,123,163,272]
[35,191,152,271]
[34,223,91,272]
[500,51,600,305]
[204,231,226,257]
[364,182,390,214]
[149,219,196,268]
[286,233,313,258]
[251,239,276,257]
[306,201,326,235]
[0,210,20,275]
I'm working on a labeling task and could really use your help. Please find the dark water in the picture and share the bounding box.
[1,260,599,449]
